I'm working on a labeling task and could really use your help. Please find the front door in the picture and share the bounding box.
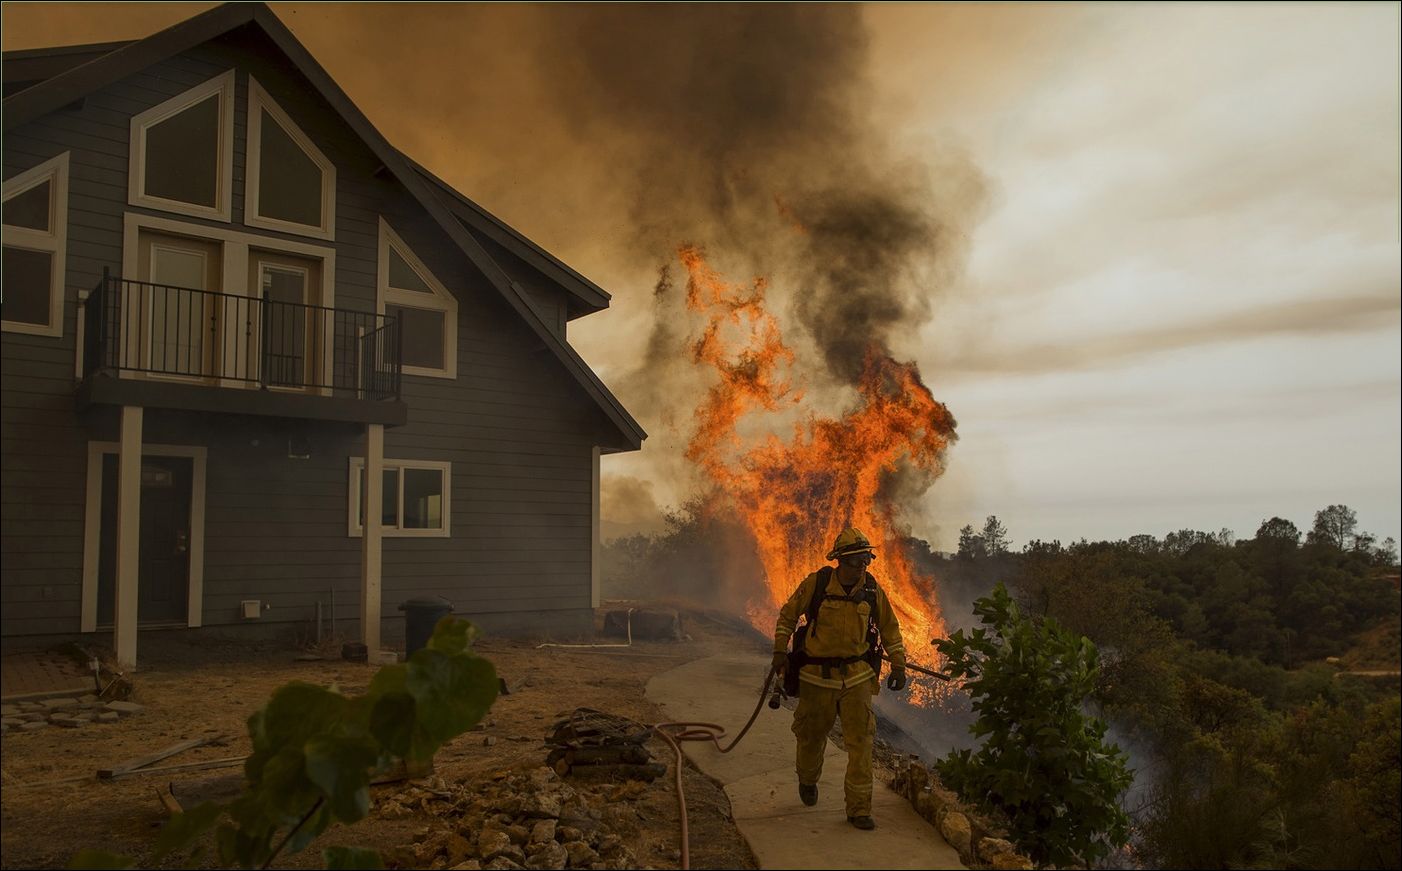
[97,455,193,626]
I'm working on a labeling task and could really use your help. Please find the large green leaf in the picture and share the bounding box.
[405,651,497,748]
[153,799,225,858]
[305,736,377,823]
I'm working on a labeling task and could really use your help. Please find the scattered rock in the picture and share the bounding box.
[449,862,482,871]
[556,826,583,844]
[445,833,475,865]
[562,841,598,867]
[0,704,19,717]
[482,858,523,871]
[1,717,23,728]
[104,701,144,715]
[524,841,567,870]
[483,736,498,747]
[19,721,48,732]
[49,716,85,729]
[522,793,560,818]
[529,819,557,844]
[479,831,512,862]
[989,854,1035,870]
[79,694,98,703]
[40,698,79,710]
[596,835,621,855]
[97,712,120,723]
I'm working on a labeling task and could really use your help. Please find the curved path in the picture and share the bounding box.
[647,652,965,870]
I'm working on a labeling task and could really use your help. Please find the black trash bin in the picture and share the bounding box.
[399,596,454,656]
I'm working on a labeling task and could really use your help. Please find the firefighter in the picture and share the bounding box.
[772,527,907,830]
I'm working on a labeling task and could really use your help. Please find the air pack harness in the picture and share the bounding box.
[783,566,883,697]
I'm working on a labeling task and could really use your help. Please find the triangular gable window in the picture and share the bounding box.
[246,77,336,240]
[378,218,457,379]
[129,71,234,221]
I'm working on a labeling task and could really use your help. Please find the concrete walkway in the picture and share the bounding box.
[647,652,965,870]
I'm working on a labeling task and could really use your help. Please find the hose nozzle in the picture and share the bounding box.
[767,691,782,710]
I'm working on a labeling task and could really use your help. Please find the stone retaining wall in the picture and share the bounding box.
[886,757,1034,870]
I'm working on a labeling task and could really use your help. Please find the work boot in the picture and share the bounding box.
[848,815,876,830]
[798,783,818,806]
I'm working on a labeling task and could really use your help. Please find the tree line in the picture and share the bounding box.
[917,505,1400,869]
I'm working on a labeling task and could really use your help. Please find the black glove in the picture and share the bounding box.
[886,668,907,691]
[772,652,789,677]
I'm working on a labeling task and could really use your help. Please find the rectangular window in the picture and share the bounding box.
[2,246,54,326]
[348,457,450,538]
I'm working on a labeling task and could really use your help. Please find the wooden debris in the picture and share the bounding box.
[98,735,224,779]
[106,755,247,781]
[156,783,182,816]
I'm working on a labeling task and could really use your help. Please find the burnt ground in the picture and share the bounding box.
[0,609,767,870]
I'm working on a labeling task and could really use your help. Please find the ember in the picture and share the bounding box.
[677,246,957,703]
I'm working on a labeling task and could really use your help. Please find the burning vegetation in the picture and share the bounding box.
[674,246,958,699]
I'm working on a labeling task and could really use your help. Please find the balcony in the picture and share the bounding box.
[77,273,407,426]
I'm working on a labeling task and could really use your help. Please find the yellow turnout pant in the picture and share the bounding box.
[793,677,876,817]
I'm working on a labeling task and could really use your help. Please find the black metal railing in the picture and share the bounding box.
[83,271,402,401]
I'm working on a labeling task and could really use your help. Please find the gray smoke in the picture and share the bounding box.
[526,5,988,390]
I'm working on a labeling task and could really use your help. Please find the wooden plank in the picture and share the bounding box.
[106,755,247,781]
[98,735,221,778]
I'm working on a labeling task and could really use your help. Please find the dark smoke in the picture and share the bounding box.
[526,5,987,389]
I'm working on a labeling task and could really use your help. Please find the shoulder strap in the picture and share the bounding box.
[806,567,833,625]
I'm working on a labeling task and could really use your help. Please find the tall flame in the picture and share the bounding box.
[677,246,957,701]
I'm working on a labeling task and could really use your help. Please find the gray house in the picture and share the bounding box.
[1,3,645,667]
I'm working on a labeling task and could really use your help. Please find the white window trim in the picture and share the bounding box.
[348,456,452,538]
[377,217,457,379]
[121,212,337,390]
[244,76,336,241]
[81,441,207,632]
[128,69,235,222]
[3,151,69,337]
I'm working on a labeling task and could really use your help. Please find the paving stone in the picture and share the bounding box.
[1,717,23,728]
[19,721,49,731]
[104,700,145,715]
[0,704,20,717]
[20,713,47,722]
[79,694,99,703]
[97,712,121,723]
[0,723,7,734]
[40,698,80,710]
[19,702,46,712]
[50,716,86,728]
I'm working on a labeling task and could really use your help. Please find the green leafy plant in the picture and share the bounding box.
[71,618,497,871]
[936,583,1133,869]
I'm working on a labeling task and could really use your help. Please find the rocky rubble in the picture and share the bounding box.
[376,765,657,871]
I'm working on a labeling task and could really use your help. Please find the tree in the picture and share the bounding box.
[1256,517,1301,546]
[1375,537,1399,567]
[981,515,1010,556]
[1309,504,1358,550]
[957,524,986,561]
[935,584,1133,869]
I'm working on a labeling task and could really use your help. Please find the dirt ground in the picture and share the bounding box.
[0,608,769,870]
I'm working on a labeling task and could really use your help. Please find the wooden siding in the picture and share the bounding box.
[1,28,613,638]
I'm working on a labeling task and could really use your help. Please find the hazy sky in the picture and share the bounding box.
[5,2,1398,551]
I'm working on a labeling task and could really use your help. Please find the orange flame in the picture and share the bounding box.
[677,246,957,702]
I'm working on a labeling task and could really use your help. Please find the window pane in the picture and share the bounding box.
[258,110,323,227]
[2,245,53,326]
[388,247,432,293]
[149,246,207,375]
[262,268,308,386]
[386,304,445,370]
[145,94,219,207]
[3,180,50,231]
[358,467,401,528]
[403,468,443,529]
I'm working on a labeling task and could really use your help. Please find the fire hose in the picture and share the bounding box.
[651,653,949,869]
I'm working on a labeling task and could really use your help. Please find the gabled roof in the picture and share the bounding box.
[2,2,644,452]
[402,153,612,320]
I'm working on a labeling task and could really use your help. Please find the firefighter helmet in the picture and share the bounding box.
[826,527,877,561]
